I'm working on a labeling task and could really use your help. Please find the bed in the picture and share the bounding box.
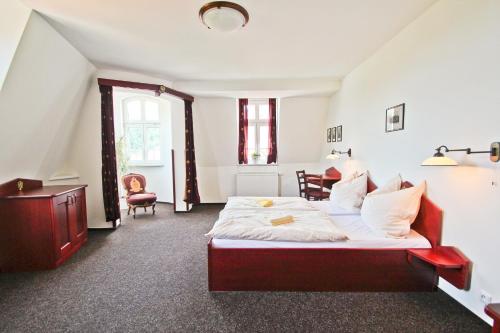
[207,180,470,292]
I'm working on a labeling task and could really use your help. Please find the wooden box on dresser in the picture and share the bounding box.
[0,178,88,272]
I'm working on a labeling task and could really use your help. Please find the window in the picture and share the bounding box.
[123,97,161,165]
[247,100,270,164]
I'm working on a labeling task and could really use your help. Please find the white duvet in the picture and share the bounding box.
[224,196,316,211]
[206,209,347,242]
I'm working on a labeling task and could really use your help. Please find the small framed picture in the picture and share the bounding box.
[386,103,405,132]
[327,128,331,142]
[336,125,342,142]
[331,127,336,142]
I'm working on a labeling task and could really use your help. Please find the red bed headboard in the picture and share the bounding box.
[367,177,377,193]
[401,181,443,248]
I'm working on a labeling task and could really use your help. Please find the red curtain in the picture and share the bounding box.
[238,99,249,164]
[99,84,121,224]
[267,98,277,164]
[183,100,201,205]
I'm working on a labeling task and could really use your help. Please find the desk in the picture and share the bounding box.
[306,174,341,189]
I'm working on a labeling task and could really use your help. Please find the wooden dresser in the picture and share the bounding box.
[0,178,88,272]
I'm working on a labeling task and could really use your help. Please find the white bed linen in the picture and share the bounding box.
[224,196,316,210]
[224,197,358,215]
[211,215,431,249]
[207,209,347,242]
[310,201,361,216]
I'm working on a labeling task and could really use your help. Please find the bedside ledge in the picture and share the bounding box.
[485,303,500,333]
[407,246,471,290]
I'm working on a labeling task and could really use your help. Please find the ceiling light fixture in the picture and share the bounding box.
[199,1,249,32]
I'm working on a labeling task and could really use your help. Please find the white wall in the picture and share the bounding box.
[279,97,330,196]
[321,0,500,324]
[66,69,187,228]
[0,0,31,91]
[0,12,95,183]
[193,96,329,202]
[193,98,237,202]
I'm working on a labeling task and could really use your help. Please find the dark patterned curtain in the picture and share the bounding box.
[267,98,278,164]
[183,100,201,205]
[238,98,249,164]
[99,84,121,223]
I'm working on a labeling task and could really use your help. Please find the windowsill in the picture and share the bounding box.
[238,163,279,167]
[48,174,80,181]
[129,163,164,167]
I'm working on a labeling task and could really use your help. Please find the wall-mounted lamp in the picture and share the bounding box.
[326,148,352,160]
[421,142,500,166]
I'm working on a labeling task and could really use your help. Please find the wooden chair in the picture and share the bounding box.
[296,170,307,198]
[121,173,157,218]
[304,174,330,201]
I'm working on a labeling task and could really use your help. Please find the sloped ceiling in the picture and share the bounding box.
[0,0,31,91]
[0,12,95,182]
[20,0,437,81]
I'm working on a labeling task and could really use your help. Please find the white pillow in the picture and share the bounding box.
[361,182,426,238]
[367,174,401,197]
[329,173,368,210]
[339,170,358,183]
[327,200,362,215]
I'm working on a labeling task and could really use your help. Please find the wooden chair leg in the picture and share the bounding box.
[144,207,147,212]
[127,207,131,215]
[152,204,156,215]
[133,207,136,219]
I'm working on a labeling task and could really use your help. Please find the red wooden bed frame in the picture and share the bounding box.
[207,179,471,292]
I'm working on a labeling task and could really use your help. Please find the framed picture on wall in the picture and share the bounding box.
[336,125,342,142]
[331,127,336,142]
[386,103,405,132]
[327,128,331,142]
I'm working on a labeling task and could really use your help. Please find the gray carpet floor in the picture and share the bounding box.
[0,203,490,333]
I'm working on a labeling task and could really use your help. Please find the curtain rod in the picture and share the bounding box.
[97,78,194,102]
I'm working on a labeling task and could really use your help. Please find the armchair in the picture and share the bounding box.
[121,173,157,218]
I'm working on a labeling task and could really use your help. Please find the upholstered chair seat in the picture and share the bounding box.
[126,193,157,205]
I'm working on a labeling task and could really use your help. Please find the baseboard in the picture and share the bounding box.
[199,202,226,205]
[438,280,493,326]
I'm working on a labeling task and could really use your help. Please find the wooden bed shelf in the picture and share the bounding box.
[485,303,500,333]
[408,246,467,269]
[407,246,471,290]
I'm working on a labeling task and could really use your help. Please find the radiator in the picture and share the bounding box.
[236,172,279,196]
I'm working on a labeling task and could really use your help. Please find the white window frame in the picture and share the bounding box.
[122,97,163,166]
[247,99,271,165]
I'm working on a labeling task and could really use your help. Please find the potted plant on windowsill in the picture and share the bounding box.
[251,152,260,162]
[116,136,129,198]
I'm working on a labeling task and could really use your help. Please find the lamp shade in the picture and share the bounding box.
[326,154,339,160]
[200,2,249,32]
[421,156,458,166]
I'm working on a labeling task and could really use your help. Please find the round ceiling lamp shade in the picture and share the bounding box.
[199,1,249,32]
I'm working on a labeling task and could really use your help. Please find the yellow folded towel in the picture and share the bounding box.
[258,199,274,207]
[271,215,294,226]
